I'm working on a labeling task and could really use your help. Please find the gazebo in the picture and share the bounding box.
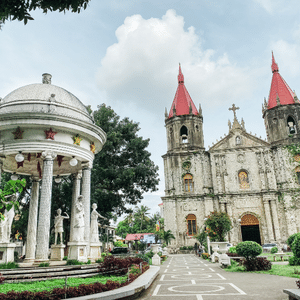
[0,74,106,262]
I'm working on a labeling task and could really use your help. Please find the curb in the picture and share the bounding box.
[69,265,160,300]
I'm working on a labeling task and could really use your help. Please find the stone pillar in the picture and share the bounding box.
[204,197,214,217]
[81,162,92,248]
[25,177,40,262]
[220,202,225,213]
[35,151,56,261]
[69,172,82,242]
[270,199,281,242]
[263,198,275,243]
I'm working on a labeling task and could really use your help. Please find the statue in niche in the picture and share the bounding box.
[0,195,17,243]
[54,208,69,245]
[90,203,106,243]
[74,195,85,242]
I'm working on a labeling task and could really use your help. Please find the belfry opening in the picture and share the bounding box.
[241,214,261,245]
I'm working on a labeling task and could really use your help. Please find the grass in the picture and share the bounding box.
[0,274,127,294]
[258,252,292,262]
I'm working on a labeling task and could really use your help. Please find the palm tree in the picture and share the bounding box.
[162,229,175,246]
[134,205,150,231]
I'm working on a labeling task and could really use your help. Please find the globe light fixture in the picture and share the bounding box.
[15,152,24,162]
[11,173,18,180]
[69,156,78,166]
[54,175,62,183]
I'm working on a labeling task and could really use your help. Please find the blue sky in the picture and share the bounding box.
[2,0,300,221]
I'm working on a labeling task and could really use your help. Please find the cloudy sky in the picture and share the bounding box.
[2,0,300,222]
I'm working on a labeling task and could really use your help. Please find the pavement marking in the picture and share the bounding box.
[196,295,204,300]
[152,284,161,296]
[167,284,225,293]
[217,273,226,280]
[209,268,215,272]
[191,280,196,284]
[228,283,247,295]
[204,264,208,266]
[160,275,165,281]
[164,269,168,273]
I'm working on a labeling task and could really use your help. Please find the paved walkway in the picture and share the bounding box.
[139,254,297,300]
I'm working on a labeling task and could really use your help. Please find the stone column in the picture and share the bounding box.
[204,197,214,217]
[270,199,281,242]
[81,162,92,247]
[35,151,56,261]
[69,172,82,242]
[25,177,40,262]
[263,198,275,243]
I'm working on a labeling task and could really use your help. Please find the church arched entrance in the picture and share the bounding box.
[241,214,261,244]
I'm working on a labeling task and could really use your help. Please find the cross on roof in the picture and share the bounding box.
[229,104,239,119]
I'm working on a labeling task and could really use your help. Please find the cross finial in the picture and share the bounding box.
[229,104,239,120]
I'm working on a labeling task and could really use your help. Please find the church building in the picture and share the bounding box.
[162,54,300,247]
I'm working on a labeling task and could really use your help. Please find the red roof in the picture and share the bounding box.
[168,65,199,118]
[125,233,152,241]
[267,52,295,109]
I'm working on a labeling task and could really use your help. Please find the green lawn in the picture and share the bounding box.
[0,274,127,294]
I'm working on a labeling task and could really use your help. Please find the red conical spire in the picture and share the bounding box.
[168,64,199,118]
[267,52,295,109]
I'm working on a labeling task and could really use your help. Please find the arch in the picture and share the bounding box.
[236,136,241,145]
[287,116,297,134]
[238,170,250,189]
[240,213,261,244]
[241,214,259,226]
[180,125,188,143]
[183,173,194,192]
[186,214,197,236]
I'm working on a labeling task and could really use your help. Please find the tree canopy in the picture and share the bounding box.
[0,0,90,27]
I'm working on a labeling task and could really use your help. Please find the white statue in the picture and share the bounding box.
[74,195,84,242]
[0,195,17,243]
[90,203,106,243]
[54,208,69,245]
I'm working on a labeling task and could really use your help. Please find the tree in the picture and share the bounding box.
[0,0,90,28]
[161,229,175,246]
[91,104,159,217]
[134,205,150,231]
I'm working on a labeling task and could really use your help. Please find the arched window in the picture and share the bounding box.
[180,125,188,143]
[236,136,241,145]
[186,214,197,236]
[287,116,297,134]
[295,166,300,185]
[238,170,250,189]
[183,173,193,192]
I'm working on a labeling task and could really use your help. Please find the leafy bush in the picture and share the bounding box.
[0,262,19,269]
[96,258,104,263]
[114,241,128,248]
[289,256,300,266]
[38,262,50,267]
[204,211,232,242]
[289,234,300,266]
[66,259,84,266]
[242,257,272,271]
[187,246,194,250]
[201,253,210,259]
[228,246,237,253]
[270,246,278,254]
[63,256,68,260]
[145,251,154,259]
[129,264,141,275]
[236,241,262,260]
[180,246,187,250]
[287,233,300,247]
[136,253,150,263]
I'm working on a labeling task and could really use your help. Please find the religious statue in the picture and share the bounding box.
[74,195,84,242]
[0,194,17,243]
[90,203,106,243]
[54,208,69,245]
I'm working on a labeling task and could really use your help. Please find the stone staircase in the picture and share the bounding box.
[1,264,102,283]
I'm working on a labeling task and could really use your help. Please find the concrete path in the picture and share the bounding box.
[139,254,297,300]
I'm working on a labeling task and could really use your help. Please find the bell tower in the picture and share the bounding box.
[165,65,204,153]
[263,53,300,145]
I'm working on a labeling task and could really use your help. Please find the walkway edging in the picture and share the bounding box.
[69,265,160,300]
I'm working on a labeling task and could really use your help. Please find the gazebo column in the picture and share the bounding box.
[25,177,40,262]
[81,162,92,250]
[69,172,82,242]
[35,151,56,261]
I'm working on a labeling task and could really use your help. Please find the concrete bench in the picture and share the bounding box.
[283,289,300,300]
[274,253,291,261]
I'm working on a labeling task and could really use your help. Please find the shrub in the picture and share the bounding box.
[38,262,50,267]
[63,256,68,260]
[270,246,278,254]
[96,258,104,263]
[292,234,300,258]
[228,246,237,253]
[157,251,162,257]
[0,262,19,269]
[204,211,232,242]
[187,246,194,250]
[287,233,300,247]
[180,246,187,250]
[66,259,84,265]
[136,253,150,263]
[236,241,262,260]
[145,251,154,259]
[242,257,271,271]
[201,253,210,259]
[129,264,141,275]
[289,256,300,266]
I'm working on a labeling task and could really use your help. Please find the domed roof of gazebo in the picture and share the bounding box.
[1,73,93,124]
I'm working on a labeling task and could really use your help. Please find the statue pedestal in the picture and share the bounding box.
[152,253,161,265]
[89,242,101,261]
[0,242,16,263]
[67,241,87,262]
[50,244,65,261]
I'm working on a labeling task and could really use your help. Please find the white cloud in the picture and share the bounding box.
[96,9,252,114]
[253,0,274,14]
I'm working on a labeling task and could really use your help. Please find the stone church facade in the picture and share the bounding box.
[162,55,300,247]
